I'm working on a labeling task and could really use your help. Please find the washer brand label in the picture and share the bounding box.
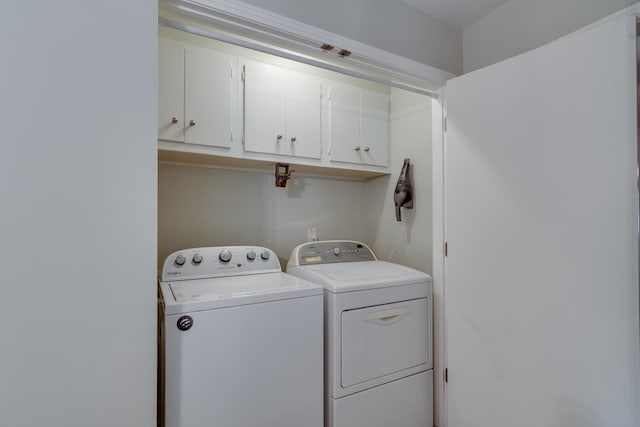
[177,315,193,331]
[167,271,182,276]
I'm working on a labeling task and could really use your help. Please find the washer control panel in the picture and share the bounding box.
[288,240,377,266]
[161,246,281,281]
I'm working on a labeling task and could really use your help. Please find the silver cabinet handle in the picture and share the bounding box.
[276,133,283,140]
[366,307,411,325]
[189,119,196,126]
[171,117,179,124]
[354,145,361,151]
[364,146,370,152]
[290,136,297,142]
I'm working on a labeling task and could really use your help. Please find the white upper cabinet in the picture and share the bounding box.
[328,82,389,167]
[158,38,235,149]
[158,39,185,143]
[158,35,392,178]
[360,89,389,167]
[243,59,322,159]
[184,45,235,148]
[328,82,360,164]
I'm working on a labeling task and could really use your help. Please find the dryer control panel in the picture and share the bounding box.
[161,246,281,281]
[288,240,377,266]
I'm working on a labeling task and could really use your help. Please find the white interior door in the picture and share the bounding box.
[444,13,639,427]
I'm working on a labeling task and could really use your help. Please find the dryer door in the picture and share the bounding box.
[341,298,430,387]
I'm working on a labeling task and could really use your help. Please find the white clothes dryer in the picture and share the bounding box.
[159,246,323,427]
[287,240,433,427]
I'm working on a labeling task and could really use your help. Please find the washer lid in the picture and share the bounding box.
[160,272,322,314]
[287,260,431,293]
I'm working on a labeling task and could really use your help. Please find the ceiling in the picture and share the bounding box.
[403,0,510,29]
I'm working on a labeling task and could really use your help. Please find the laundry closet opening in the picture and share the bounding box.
[156,23,435,275]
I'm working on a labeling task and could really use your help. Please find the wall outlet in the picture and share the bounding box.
[307,226,318,242]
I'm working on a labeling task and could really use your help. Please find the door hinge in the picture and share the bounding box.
[443,116,447,132]
[444,241,448,257]
[241,65,245,82]
[444,368,448,383]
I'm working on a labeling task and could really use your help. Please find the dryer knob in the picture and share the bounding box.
[333,247,341,256]
[192,253,203,264]
[219,249,232,263]
[174,254,186,266]
[246,250,256,261]
[260,250,270,260]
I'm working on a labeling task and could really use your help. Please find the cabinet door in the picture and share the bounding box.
[360,89,389,167]
[184,46,234,148]
[285,71,321,159]
[158,39,184,142]
[329,83,390,167]
[328,82,361,164]
[243,60,287,156]
[243,60,321,159]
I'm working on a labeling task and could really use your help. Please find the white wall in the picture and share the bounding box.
[158,166,368,267]
[0,2,157,427]
[366,88,433,274]
[239,0,463,75]
[463,0,638,72]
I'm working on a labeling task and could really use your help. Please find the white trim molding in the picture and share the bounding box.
[160,18,439,97]
[159,0,455,91]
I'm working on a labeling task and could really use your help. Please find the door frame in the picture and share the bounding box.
[159,2,454,425]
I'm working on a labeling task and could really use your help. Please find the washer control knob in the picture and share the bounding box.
[219,249,232,263]
[246,250,256,261]
[333,247,341,256]
[174,254,186,266]
[260,250,270,260]
[192,253,203,264]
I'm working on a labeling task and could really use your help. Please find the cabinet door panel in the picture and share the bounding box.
[184,46,233,148]
[158,39,184,142]
[361,89,389,167]
[243,60,287,156]
[329,82,361,164]
[286,71,321,159]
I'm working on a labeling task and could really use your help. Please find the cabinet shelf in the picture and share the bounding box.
[158,146,390,180]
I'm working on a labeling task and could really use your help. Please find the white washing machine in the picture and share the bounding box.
[159,246,323,427]
[287,240,433,427]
